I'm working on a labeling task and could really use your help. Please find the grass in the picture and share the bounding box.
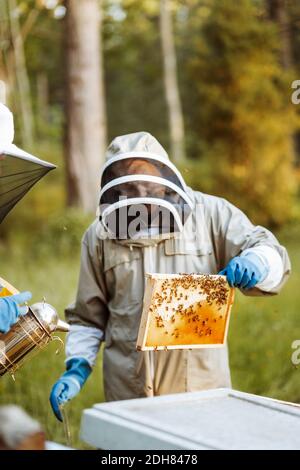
[0,231,299,448]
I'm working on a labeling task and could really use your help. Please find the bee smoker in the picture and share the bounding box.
[0,302,69,377]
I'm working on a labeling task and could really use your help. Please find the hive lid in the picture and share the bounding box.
[81,388,300,450]
[136,273,235,351]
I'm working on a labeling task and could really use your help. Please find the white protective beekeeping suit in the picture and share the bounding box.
[65,132,290,401]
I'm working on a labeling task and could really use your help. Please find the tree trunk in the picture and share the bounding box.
[64,0,107,213]
[0,56,8,104]
[266,0,292,69]
[159,0,185,163]
[7,0,34,147]
[0,0,7,104]
[37,72,49,124]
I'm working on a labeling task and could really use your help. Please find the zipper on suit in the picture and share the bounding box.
[143,244,156,388]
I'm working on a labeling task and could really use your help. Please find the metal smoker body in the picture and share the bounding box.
[0,302,69,377]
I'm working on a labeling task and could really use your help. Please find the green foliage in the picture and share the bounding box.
[103,0,168,148]
[3,203,93,260]
[3,0,299,228]
[186,0,299,227]
[34,209,94,257]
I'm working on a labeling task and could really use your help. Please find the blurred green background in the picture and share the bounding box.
[1,0,300,448]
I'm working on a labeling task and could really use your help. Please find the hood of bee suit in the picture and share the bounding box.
[97,131,193,245]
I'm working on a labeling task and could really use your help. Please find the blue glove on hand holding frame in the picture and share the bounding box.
[219,252,268,289]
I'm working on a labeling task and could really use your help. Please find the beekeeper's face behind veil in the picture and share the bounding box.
[98,132,193,241]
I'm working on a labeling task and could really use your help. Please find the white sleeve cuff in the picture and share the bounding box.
[241,245,284,292]
[66,376,81,392]
[65,324,104,367]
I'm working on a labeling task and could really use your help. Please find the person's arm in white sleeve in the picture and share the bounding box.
[65,325,104,367]
[240,245,284,292]
[50,223,108,422]
[65,221,109,365]
[212,196,291,295]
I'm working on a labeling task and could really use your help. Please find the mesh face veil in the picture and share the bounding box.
[0,149,55,224]
[99,150,193,239]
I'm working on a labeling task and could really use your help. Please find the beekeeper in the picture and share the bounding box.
[50,132,290,421]
[0,104,32,333]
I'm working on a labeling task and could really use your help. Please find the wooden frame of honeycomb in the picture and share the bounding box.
[136,273,235,351]
[0,276,19,296]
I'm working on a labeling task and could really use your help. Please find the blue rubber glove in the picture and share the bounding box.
[50,357,92,421]
[0,291,32,334]
[219,252,268,289]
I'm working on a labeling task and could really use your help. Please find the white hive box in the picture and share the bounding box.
[137,273,235,350]
[80,389,300,450]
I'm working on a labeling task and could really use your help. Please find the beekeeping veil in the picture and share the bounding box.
[0,104,56,223]
[98,132,193,239]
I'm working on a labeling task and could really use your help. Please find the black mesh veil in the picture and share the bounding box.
[99,155,193,238]
[101,157,185,190]
[0,148,56,224]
